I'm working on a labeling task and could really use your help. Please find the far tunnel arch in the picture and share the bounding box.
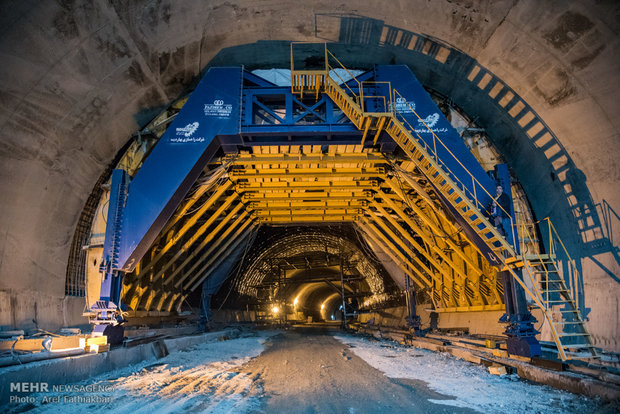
[214,226,401,323]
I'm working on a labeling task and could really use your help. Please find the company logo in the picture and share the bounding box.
[204,99,233,117]
[10,382,49,392]
[176,122,199,137]
[394,97,415,113]
[417,113,440,128]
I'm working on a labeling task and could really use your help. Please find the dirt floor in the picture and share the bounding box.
[5,326,608,413]
[241,325,477,413]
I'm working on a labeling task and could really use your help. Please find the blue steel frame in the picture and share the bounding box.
[238,84,361,148]
[94,66,536,355]
[90,169,128,329]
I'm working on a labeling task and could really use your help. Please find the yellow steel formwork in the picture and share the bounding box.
[125,142,501,318]
[118,44,596,361]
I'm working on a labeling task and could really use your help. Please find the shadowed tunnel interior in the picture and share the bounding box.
[214,226,402,322]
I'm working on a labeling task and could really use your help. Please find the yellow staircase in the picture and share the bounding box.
[290,43,597,360]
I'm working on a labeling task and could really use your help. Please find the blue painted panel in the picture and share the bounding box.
[118,67,242,271]
[495,164,519,252]
[99,169,128,301]
[375,65,495,210]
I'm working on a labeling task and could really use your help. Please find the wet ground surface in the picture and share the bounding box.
[4,325,612,413]
[241,325,476,413]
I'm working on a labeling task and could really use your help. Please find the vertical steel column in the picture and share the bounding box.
[500,269,541,357]
[340,256,348,329]
[404,276,421,335]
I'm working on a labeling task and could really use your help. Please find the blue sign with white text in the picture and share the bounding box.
[118,67,242,271]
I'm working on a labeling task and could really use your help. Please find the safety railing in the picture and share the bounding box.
[325,48,362,105]
[514,217,583,308]
[514,216,595,358]
[390,89,518,251]
[543,218,581,305]
[292,43,393,117]
[516,219,557,303]
[360,81,392,115]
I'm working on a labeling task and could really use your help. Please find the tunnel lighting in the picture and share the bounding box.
[272,305,279,314]
[320,303,325,310]
[293,297,299,307]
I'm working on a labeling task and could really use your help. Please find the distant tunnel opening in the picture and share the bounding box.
[211,225,403,323]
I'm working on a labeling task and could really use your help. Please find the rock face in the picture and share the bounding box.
[0,1,618,350]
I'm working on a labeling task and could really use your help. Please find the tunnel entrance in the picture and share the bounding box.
[211,225,402,325]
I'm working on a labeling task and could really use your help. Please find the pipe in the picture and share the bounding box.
[0,347,85,367]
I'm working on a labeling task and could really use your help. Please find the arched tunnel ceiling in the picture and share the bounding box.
[226,226,396,308]
[0,1,618,350]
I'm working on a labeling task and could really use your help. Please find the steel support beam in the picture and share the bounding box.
[365,209,443,286]
[357,220,429,289]
[236,180,377,190]
[371,199,468,284]
[165,212,251,287]
[140,180,233,275]
[185,222,257,291]
[154,202,246,282]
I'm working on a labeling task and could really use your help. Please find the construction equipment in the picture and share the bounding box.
[90,43,595,360]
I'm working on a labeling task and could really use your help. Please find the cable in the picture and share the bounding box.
[182,169,232,217]
[178,156,238,217]
[353,226,383,267]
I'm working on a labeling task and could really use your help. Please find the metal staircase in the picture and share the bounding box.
[516,220,597,359]
[535,259,594,357]
[290,43,597,360]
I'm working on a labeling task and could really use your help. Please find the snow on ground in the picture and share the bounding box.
[334,333,601,414]
[16,331,277,414]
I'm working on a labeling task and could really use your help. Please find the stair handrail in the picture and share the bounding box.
[390,88,518,250]
[516,216,582,309]
[390,87,579,320]
[516,218,554,306]
[385,109,548,301]
[386,89,573,356]
[325,48,363,109]
[360,81,393,114]
[540,217,582,305]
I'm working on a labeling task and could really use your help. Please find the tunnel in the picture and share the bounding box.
[1,1,619,411]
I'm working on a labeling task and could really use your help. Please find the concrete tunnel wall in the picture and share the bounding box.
[0,1,618,350]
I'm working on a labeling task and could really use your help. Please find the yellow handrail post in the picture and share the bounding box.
[324,42,328,74]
